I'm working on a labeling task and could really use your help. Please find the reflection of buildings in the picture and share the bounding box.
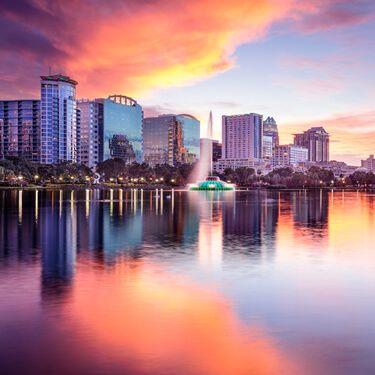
[291,190,329,229]
[40,192,77,298]
[222,191,278,248]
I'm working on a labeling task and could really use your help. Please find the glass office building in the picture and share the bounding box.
[40,74,78,164]
[176,114,200,162]
[143,114,200,167]
[143,115,187,167]
[95,95,143,163]
[0,100,40,161]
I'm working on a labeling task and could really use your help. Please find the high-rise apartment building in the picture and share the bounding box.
[143,115,187,167]
[272,144,308,167]
[293,127,329,162]
[361,155,375,171]
[40,74,78,164]
[0,100,40,161]
[95,95,143,163]
[222,113,263,160]
[77,100,104,168]
[263,116,279,149]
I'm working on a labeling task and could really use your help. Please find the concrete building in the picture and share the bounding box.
[222,113,263,161]
[272,144,308,167]
[293,127,329,163]
[213,158,260,173]
[361,155,375,171]
[77,100,104,168]
[96,95,143,163]
[143,115,187,167]
[0,100,40,161]
[40,74,78,164]
[212,140,222,162]
[262,135,273,161]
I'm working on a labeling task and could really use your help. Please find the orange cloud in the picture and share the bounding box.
[62,0,296,97]
[280,111,375,164]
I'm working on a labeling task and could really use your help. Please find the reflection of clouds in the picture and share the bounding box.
[68,261,303,375]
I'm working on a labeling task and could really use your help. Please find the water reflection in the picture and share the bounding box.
[0,189,375,374]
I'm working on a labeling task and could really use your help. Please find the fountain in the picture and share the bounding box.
[188,111,235,191]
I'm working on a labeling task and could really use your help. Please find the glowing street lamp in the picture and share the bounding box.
[18,175,23,181]
[171,179,175,183]
[34,175,39,183]
[59,176,63,181]
[109,177,114,182]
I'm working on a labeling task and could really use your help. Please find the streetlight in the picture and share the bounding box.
[34,175,39,184]
[109,177,114,182]
[59,176,63,181]
[171,179,175,183]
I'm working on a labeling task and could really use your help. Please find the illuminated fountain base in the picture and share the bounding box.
[188,176,235,191]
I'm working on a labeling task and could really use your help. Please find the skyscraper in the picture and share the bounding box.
[96,95,143,163]
[293,127,329,162]
[77,100,104,168]
[143,115,186,167]
[263,116,279,149]
[0,100,40,161]
[222,113,263,160]
[40,74,78,164]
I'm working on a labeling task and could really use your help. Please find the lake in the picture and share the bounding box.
[0,188,374,375]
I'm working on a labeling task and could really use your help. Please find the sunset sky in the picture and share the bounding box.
[1,0,375,164]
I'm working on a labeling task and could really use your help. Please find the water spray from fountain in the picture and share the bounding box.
[188,111,235,191]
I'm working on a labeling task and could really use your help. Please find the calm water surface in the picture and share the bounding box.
[0,189,374,375]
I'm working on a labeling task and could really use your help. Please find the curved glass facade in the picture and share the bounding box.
[176,114,200,162]
[98,96,143,163]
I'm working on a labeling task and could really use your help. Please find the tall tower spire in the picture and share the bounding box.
[207,110,213,140]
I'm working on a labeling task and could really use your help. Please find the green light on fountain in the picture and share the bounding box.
[189,176,235,191]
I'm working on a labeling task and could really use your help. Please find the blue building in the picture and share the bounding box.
[96,95,143,163]
[40,74,78,164]
[176,114,200,162]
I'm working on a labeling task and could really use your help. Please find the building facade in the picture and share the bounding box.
[40,74,78,164]
[213,158,260,173]
[263,116,279,149]
[262,135,273,161]
[96,95,143,163]
[0,100,40,161]
[176,114,200,163]
[143,115,187,167]
[222,113,263,161]
[361,155,375,171]
[272,144,308,167]
[77,100,104,168]
[212,140,222,162]
[293,127,329,163]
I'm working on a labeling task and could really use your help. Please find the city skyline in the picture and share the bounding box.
[1,1,375,164]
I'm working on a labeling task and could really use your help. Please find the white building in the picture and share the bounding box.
[272,144,308,167]
[361,155,375,171]
[213,158,261,173]
[262,135,273,161]
[77,100,103,168]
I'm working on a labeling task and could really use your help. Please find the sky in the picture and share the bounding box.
[1,0,375,165]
